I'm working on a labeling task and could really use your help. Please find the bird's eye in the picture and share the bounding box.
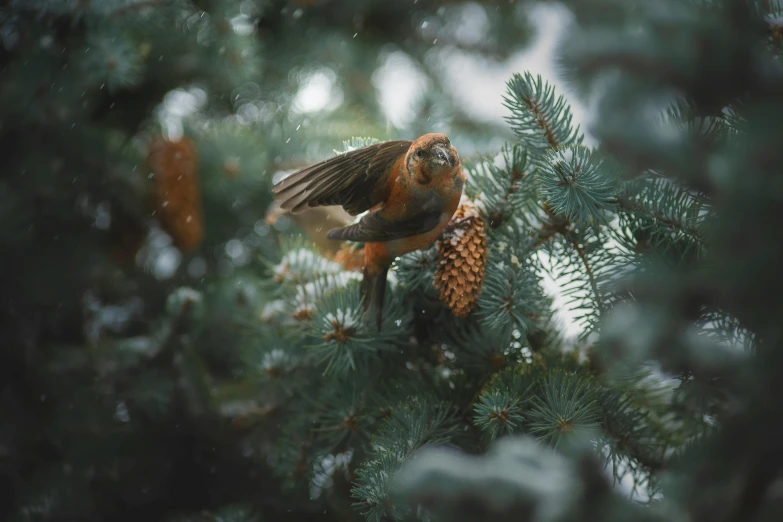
[445,138,450,145]
[415,149,424,157]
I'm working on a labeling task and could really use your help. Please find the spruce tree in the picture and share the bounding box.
[2,1,783,522]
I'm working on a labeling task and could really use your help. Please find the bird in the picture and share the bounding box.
[271,133,465,331]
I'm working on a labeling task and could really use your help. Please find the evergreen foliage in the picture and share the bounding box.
[3,0,783,522]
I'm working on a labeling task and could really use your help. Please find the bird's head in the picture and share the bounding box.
[405,133,460,184]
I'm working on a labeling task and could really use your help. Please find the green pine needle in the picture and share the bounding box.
[477,248,550,336]
[269,237,348,287]
[466,143,538,230]
[473,365,537,441]
[661,99,729,147]
[503,72,583,152]
[307,281,408,376]
[615,175,707,264]
[351,398,459,522]
[536,145,618,224]
[311,380,377,450]
[395,247,439,295]
[528,371,601,449]
[473,392,526,441]
[596,385,668,490]
[446,324,521,376]
[81,32,142,90]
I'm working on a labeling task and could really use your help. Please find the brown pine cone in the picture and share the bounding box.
[147,137,204,252]
[434,197,487,317]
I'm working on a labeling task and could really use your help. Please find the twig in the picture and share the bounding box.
[569,233,605,314]
[536,203,604,312]
[523,96,559,149]
[616,196,704,243]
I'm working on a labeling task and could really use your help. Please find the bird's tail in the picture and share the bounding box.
[361,264,388,332]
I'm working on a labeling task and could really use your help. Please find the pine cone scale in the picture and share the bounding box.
[433,197,488,317]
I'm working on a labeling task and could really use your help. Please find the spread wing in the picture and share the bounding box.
[271,140,412,215]
[325,203,443,244]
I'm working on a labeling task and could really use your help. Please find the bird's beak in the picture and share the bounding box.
[433,145,452,166]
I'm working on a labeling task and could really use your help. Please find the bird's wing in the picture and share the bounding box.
[325,206,443,243]
[271,140,413,215]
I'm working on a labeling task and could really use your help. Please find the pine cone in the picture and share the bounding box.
[434,197,487,317]
[147,137,204,252]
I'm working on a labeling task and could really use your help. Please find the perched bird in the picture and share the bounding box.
[271,133,465,330]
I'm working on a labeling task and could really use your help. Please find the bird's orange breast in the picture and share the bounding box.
[362,158,465,279]
[385,165,465,259]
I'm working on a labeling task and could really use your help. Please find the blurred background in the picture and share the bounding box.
[0,0,562,356]
[8,1,779,521]
[0,1,567,520]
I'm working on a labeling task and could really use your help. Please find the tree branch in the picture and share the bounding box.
[616,195,704,243]
[523,97,559,148]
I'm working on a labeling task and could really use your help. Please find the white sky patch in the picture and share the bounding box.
[152,246,181,280]
[230,14,255,36]
[428,3,594,146]
[537,250,582,341]
[292,67,344,114]
[452,2,490,47]
[156,86,208,141]
[372,51,431,129]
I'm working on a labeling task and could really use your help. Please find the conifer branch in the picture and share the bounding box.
[503,72,582,152]
[598,404,666,477]
[525,97,560,149]
[569,233,605,314]
[527,371,601,448]
[351,399,459,522]
[616,195,704,244]
[531,217,568,250]
[467,143,534,230]
[538,203,606,317]
[536,146,618,224]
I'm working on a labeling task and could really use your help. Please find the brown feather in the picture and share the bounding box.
[271,140,412,215]
[286,142,406,208]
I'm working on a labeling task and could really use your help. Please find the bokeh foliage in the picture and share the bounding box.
[0,0,534,521]
[3,1,783,522]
